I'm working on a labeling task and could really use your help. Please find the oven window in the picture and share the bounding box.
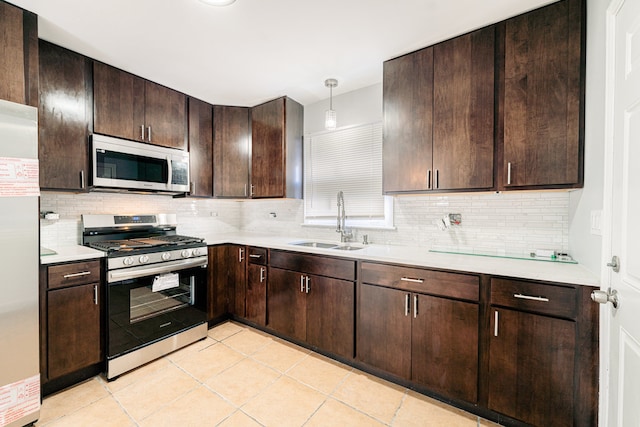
[130,276,194,323]
[97,150,168,183]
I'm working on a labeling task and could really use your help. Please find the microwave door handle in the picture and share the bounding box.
[166,156,172,186]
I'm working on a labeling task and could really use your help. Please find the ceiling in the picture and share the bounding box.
[11,0,556,107]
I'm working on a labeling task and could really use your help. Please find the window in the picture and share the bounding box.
[304,122,393,229]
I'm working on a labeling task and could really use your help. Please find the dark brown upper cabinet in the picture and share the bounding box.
[499,0,585,189]
[39,41,92,191]
[188,97,213,197]
[93,62,187,150]
[213,105,250,198]
[250,96,303,198]
[0,0,38,106]
[383,26,495,193]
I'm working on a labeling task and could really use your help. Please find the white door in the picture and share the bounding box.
[602,0,640,425]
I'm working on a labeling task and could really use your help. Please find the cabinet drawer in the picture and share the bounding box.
[248,247,267,265]
[48,260,101,289]
[490,278,577,319]
[270,250,355,281]
[361,262,479,301]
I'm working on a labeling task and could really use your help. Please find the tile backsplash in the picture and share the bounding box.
[42,190,569,256]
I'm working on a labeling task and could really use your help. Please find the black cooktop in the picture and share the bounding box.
[89,235,205,254]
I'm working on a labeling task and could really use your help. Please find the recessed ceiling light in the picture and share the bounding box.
[199,0,236,5]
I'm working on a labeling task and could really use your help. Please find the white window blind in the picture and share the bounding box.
[304,122,385,222]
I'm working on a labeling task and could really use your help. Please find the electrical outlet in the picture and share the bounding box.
[210,211,218,217]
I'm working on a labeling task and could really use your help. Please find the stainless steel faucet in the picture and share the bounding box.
[336,191,353,242]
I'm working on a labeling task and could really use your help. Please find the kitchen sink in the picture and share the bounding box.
[289,241,365,251]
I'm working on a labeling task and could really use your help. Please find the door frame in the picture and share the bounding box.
[599,0,626,424]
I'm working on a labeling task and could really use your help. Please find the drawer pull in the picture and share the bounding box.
[513,293,549,302]
[401,277,424,284]
[63,271,91,279]
[249,254,262,258]
[494,311,499,337]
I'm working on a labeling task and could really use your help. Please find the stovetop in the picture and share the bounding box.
[89,235,205,255]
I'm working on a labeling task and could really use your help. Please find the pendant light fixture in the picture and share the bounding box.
[325,78,338,130]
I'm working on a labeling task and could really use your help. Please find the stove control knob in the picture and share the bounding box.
[181,249,191,258]
[192,248,201,256]
[161,252,171,261]
[139,255,150,264]
[123,257,134,266]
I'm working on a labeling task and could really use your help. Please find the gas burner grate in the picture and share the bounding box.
[156,235,205,245]
[89,240,153,252]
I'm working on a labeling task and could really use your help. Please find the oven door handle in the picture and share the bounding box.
[108,257,207,283]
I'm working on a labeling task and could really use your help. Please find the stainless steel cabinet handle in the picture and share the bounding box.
[140,125,145,140]
[400,277,424,284]
[494,311,499,337]
[250,184,255,196]
[63,271,91,279]
[413,294,418,318]
[260,267,265,283]
[435,169,439,189]
[80,170,85,189]
[300,275,305,292]
[404,294,410,316]
[249,254,262,259]
[427,170,432,189]
[93,285,98,305]
[507,162,512,185]
[513,293,549,302]
[244,184,247,197]
[305,276,310,293]
[238,247,244,262]
[147,126,152,142]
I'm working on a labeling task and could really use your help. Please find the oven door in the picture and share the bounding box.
[106,263,207,359]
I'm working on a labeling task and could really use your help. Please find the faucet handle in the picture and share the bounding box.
[362,234,369,245]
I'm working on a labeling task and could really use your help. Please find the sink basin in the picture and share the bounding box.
[331,245,364,251]
[289,241,365,251]
[290,241,338,249]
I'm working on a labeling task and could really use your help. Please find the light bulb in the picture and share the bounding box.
[325,109,337,130]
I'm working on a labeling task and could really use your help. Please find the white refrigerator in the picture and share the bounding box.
[0,99,41,427]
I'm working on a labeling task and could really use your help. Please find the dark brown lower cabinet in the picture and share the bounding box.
[268,267,355,359]
[42,259,103,392]
[47,283,102,379]
[207,245,229,321]
[488,308,575,427]
[357,284,478,403]
[246,263,267,326]
[228,245,247,317]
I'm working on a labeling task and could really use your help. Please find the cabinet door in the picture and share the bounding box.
[251,98,284,198]
[144,80,187,149]
[0,2,37,105]
[188,98,213,197]
[267,267,306,342]
[39,41,91,191]
[357,284,411,379]
[228,245,247,317]
[383,47,434,193]
[411,294,478,403]
[47,283,101,379]
[93,62,143,141]
[433,27,495,190]
[488,307,575,427]
[246,263,267,326]
[208,245,229,321]
[306,275,354,359]
[502,0,583,188]
[213,105,250,197]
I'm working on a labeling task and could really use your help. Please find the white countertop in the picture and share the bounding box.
[40,231,599,287]
[201,232,599,287]
[40,245,105,265]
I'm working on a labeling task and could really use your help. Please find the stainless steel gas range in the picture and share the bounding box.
[82,213,208,380]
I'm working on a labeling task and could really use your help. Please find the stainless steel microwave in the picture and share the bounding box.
[91,134,190,194]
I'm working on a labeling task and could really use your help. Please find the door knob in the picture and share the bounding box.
[591,288,619,309]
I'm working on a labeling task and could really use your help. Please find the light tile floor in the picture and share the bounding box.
[36,322,502,427]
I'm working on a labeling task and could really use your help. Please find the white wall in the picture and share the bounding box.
[568,0,608,277]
